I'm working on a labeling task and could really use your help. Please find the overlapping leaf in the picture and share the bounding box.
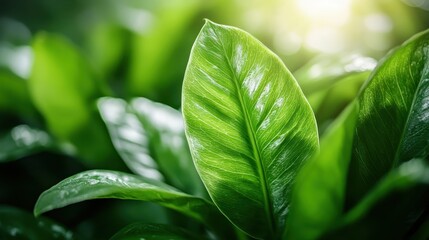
[285,102,358,240]
[98,97,163,180]
[324,159,429,239]
[131,97,205,196]
[346,29,429,207]
[34,170,233,239]
[183,20,318,239]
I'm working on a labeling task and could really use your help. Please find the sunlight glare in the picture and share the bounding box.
[295,0,352,25]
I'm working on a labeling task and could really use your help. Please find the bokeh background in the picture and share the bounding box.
[1,0,429,239]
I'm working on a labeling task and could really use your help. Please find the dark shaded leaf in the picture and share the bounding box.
[110,223,202,240]
[346,29,429,207]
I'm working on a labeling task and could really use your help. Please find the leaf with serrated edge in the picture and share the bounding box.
[182,20,318,239]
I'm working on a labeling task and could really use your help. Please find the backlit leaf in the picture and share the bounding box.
[183,20,318,239]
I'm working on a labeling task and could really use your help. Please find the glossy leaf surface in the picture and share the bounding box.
[183,20,319,239]
[131,97,205,196]
[29,33,118,167]
[346,29,429,206]
[0,125,53,162]
[0,205,74,239]
[110,223,202,240]
[98,97,163,180]
[34,170,232,239]
[285,102,358,240]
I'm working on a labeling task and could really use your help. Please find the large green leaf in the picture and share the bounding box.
[34,170,233,239]
[182,20,319,239]
[110,223,202,240]
[29,33,119,168]
[98,97,163,180]
[0,125,54,162]
[0,205,75,240]
[285,102,358,240]
[346,29,429,207]
[323,159,429,239]
[131,97,205,196]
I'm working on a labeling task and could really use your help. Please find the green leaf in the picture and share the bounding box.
[0,70,35,118]
[285,102,358,240]
[127,0,199,100]
[110,223,202,240]
[131,97,206,196]
[294,54,376,96]
[182,20,319,239]
[0,205,75,240]
[98,97,163,180]
[294,54,375,132]
[0,125,54,162]
[29,33,119,168]
[323,159,429,239]
[346,29,429,207]
[34,170,233,239]
[86,23,127,81]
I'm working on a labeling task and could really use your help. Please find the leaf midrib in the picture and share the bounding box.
[392,49,429,167]
[210,24,275,237]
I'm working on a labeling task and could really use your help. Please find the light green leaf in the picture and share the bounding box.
[98,97,163,180]
[0,125,54,162]
[182,20,319,239]
[285,102,358,240]
[110,223,202,240]
[323,159,429,239]
[127,0,199,100]
[86,23,127,81]
[346,29,429,206]
[294,54,376,96]
[34,170,233,239]
[0,205,75,240]
[131,97,205,196]
[29,33,119,168]
[294,54,375,132]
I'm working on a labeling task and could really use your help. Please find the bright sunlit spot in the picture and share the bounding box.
[295,0,352,25]
[288,0,353,54]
